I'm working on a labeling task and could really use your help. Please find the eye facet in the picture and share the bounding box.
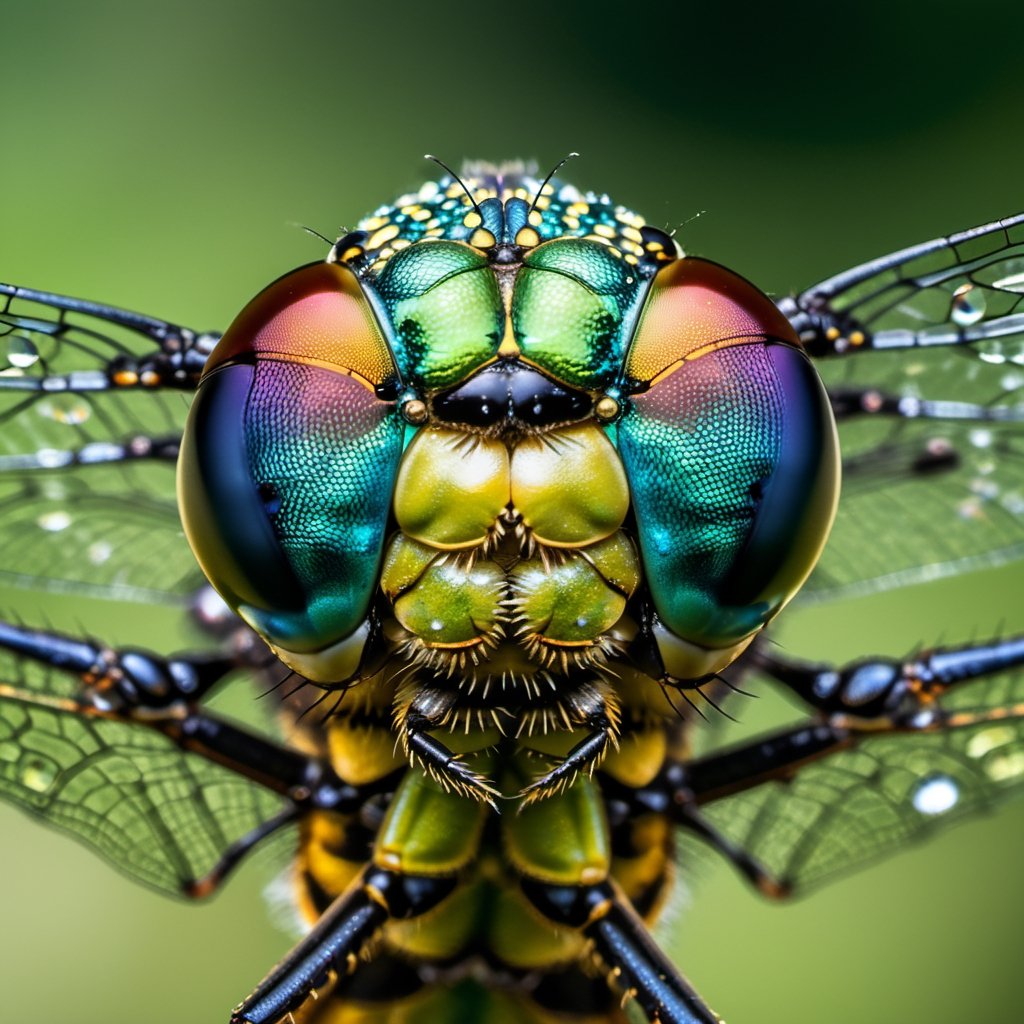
[619,257,840,674]
[623,256,804,388]
[177,262,405,681]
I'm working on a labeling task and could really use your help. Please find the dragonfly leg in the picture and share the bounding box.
[751,634,1024,720]
[521,876,721,1024]
[606,634,1024,895]
[0,620,398,864]
[184,808,300,898]
[399,686,501,804]
[518,681,620,803]
[518,713,615,803]
[0,618,237,710]
[231,864,456,1024]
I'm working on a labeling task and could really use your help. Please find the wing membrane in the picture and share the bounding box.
[781,215,1024,601]
[0,650,287,895]
[0,284,217,603]
[699,665,1024,890]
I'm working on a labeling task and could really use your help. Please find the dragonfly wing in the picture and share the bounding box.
[698,657,1024,891]
[0,647,289,896]
[0,283,218,604]
[779,215,1024,602]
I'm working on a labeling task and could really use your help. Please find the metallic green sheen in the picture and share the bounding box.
[241,360,405,651]
[512,239,648,388]
[373,241,503,391]
[618,346,783,647]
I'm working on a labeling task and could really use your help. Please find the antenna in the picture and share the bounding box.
[528,151,580,216]
[424,154,484,219]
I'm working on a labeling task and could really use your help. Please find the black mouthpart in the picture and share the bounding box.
[431,362,593,430]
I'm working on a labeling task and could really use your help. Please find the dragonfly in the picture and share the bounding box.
[0,164,1022,1024]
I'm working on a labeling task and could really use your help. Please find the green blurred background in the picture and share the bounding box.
[2,1,1023,1021]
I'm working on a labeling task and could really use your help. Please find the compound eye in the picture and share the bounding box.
[178,263,405,680]
[202,261,401,394]
[623,257,802,388]
[619,258,840,671]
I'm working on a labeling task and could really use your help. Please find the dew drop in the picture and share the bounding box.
[969,428,992,448]
[957,497,984,521]
[430,619,445,633]
[20,755,58,793]
[41,480,67,502]
[986,751,1024,783]
[970,478,999,500]
[951,283,986,326]
[194,585,232,626]
[87,540,113,565]
[1002,492,1024,516]
[967,725,1015,759]
[912,774,960,816]
[6,333,40,369]
[36,395,91,425]
[37,510,72,532]
[978,349,1007,365]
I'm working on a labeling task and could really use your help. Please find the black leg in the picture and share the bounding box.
[518,679,620,802]
[612,633,1024,895]
[182,808,300,898]
[519,713,615,803]
[676,633,1024,807]
[0,620,387,814]
[521,877,721,1024]
[232,866,455,1024]
[675,808,790,899]
[401,687,501,804]
[751,634,1024,719]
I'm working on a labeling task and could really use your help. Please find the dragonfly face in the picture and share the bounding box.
[0,164,1022,1024]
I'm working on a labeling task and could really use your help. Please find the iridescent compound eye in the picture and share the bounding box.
[177,262,404,682]
[619,257,840,678]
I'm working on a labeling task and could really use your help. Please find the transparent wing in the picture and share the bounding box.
[0,646,288,896]
[699,663,1024,890]
[778,215,1024,602]
[0,284,217,604]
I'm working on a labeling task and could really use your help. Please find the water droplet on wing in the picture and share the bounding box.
[37,510,72,532]
[20,755,58,793]
[912,774,960,816]
[6,333,40,369]
[951,283,986,326]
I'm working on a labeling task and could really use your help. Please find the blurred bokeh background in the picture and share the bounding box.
[2,1,1023,1021]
